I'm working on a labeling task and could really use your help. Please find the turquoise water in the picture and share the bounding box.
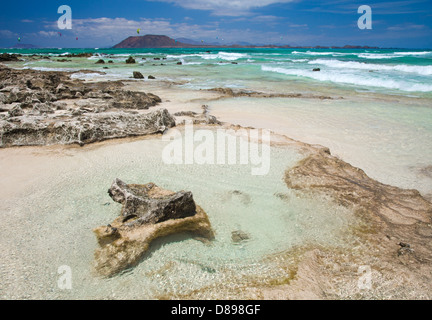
[0,134,354,299]
[1,47,432,299]
[2,47,432,95]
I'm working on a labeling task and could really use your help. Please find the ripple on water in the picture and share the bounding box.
[0,133,356,299]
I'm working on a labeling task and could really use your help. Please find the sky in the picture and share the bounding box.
[0,0,431,48]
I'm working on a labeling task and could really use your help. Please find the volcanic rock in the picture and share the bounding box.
[133,71,144,79]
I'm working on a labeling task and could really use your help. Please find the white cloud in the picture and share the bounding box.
[38,31,60,37]
[0,29,19,38]
[150,0,297,16]
[387,23,426,31]
[38,16,310,45]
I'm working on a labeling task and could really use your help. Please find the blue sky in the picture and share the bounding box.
[0,0,431,48]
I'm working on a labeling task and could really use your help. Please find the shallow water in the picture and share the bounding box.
[2,47,432,298]
[209,97,432,198]
[0,131,354,299]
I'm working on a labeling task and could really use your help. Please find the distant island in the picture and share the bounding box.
[113,34,379,49]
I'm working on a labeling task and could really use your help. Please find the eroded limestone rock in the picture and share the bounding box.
[285,149,432,226]
[0,66,172,147]
[93,179,215,277]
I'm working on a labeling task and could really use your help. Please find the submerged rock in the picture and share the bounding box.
[93,179,215,277]
[285,149,432,226]
[231,230,250,244]
[126,56,136,64]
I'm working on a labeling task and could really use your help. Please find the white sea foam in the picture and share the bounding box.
[26,67,75,72]
[292,51,345,56]
[261,65,432,92]
[394,51,432,56]
[357,53,398,59]
[201,52,249,61]
[309,59,432,76]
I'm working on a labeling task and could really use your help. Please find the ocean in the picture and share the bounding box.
[2,47,432,95]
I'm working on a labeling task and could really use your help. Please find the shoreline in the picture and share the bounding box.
[1,62,431,299]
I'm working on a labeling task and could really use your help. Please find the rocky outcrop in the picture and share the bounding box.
[125,56,136,64]
[174,105,222,125]
[93,179,215,277]
[133,71,144,79]
[0,66,173,147]
[206,88,338,100]
[0,53,21,62]
[284,149,432,226]
[1,108,175,147]
[281,146,432,300]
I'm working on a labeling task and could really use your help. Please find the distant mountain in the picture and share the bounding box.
[113,34,380,49]
[113,35,196,48]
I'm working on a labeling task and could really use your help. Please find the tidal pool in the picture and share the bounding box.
[0,129,355,299]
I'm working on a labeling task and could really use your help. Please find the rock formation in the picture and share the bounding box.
[206,88,338,100]
[93,179,215,277]
[284,149,432,226]
[173,105,222,125]
[0,66,175,147]
[0,53,21,62]
[133,71,144,79]
[125,56,136,64]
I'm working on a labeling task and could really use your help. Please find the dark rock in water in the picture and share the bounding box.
[148,75,156,79]
[125,56,136,64]
[232,230,250,243]
[177,61,182,65]
[313,68,321,72]
[154,57,161,60]
[108,60,114,64]
[95,59,105,64]
[133,71,144,79]
[93,179,215,277]
[0,53,21,62]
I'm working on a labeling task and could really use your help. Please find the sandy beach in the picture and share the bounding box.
[1,49,432,300]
